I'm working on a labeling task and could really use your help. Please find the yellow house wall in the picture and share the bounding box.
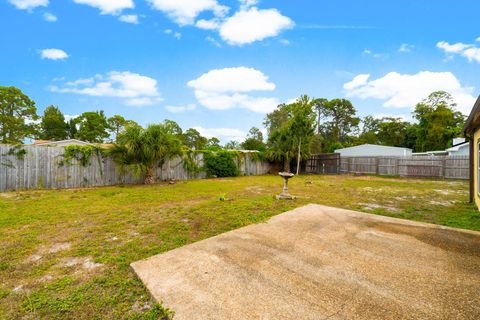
[475,130,480,209]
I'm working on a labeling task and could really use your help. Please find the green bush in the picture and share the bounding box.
[204,151,240,178]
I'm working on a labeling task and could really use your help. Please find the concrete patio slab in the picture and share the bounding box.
[131,204,480,319]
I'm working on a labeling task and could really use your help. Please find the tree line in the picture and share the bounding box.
[0,86,466,172]
[263,91,465,168]
[0,86,257,151]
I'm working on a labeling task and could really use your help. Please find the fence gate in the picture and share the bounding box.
[305,153,340,174]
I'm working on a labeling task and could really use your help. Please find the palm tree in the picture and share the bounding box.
[108,123,183,184]
[266,127,295,172]
[266,95,316,174]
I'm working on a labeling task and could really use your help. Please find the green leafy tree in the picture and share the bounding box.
[224,140,241,150]
[241,127,266,151]
[67,118,78,139]
[183,128,208,150]
[0,86,39,143]
[359,116,381,144]
[402,124,419,150]
[266,95,316,173]
[107,115,127,141]
[206,137,222,150]
[413,91,465,152]
[319,98,360,151]
[75,111,110,143]
[377,117,409,147]
[290,95,317,174]
[109,124,183,184]
[162,119,183,137]
[40,105,68,141]
[266,125,296,172]
[310,134,324,154]
[264,103,291,136]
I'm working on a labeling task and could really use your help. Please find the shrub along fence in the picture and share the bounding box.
[338,155,469,180]
[0,145,272,192]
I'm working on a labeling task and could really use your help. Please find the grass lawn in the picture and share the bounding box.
[1,174,479,319]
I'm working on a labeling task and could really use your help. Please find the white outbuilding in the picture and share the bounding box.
[335,144,412,157]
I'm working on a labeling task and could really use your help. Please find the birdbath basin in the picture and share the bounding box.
[276,172,296,200]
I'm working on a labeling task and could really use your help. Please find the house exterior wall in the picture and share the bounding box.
[474,129,480,209]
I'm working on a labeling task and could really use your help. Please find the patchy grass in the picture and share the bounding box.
[0,174,478,319]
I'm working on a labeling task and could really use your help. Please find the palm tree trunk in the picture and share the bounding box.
[144,166,155,184]
[283,157,291,172]
[296,137,302,175]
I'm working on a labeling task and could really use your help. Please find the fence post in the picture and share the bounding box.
[442,156,447,179]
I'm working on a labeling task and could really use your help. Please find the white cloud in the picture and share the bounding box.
[72,0,134,15]
[187,67,278,113]
[64,114,79,122]
[343,74,370,90]
[125,97,160,107]
[193,126,246,142]
[40,48,69,60]
[437,39,480,63]
[8,0,48,10]
[164,29,182,39]
[343,71,476,115]
[188,67,275,93]
[372,113,413,122]
[119,14,139,24]
[147,0,229,26]
[43,12,57,22]
[196,18,221,30]
[399,43,414,53]
[239,0,258,10]
[150,1,293,45]
[437,41,472,54]
[166,104,196,113]
[50,71,162,107]
[219,7,294,45]
[206,36,221,47]
[363,48,387,59]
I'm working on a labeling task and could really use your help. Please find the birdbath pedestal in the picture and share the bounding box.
[276,172,296,200]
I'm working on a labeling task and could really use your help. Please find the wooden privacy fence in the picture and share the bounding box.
[339,155,469,180]
[305,153,340,174]
[0,145,272,192]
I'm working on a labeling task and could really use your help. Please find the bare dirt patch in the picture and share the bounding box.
[48,242,71,253]
[430,200,455,206]
[58,256,104,271]
[245,186,267,194]
[360,203,401,213]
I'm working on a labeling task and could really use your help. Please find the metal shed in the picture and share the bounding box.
[335,144,412,157]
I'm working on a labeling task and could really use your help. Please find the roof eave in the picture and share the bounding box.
[464,95,480,136]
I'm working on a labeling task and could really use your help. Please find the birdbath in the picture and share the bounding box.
[276,172,296,200]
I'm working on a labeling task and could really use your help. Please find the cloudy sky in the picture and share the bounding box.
[2,0,479,142]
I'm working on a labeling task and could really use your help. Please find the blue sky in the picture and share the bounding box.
[1,0,480,142]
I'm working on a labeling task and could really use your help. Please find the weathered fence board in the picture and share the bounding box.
[305,154,340,174]
[339,155,468,180]
[0,146,272,192]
